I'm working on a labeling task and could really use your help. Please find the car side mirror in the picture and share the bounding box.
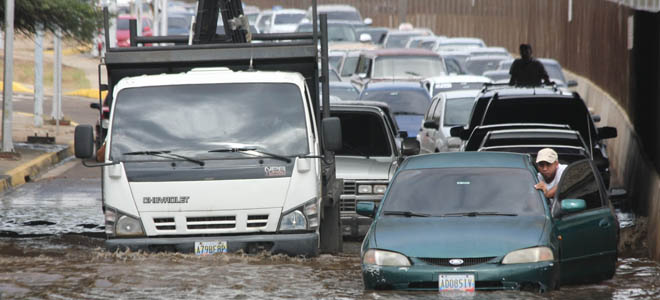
[560,199,586,214]
[359,33,372,43]
[423,120,439,130]
[450,126,465,139]
[322,117,343,152]
[598,126,617,139]
[591,114,601,123]
[398,130,408,138]
[567,80,578,87]
[358,72,367,79]
[100,84,109,91]
[401,138,420,156]
[75,125,95,159]
[363,18,373,26]
[356,201,376,218]
[90,103,101,110]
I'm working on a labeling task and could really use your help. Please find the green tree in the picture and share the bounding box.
[0,0,102,43]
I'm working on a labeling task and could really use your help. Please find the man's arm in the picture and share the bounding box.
[508,59,520,85]
[534,181,558,198]
[536,61,550,84]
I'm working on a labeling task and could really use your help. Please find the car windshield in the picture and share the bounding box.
[117,18,130,30]
[444,97,475,127]
[433,82,485,96]
[382,168,544,216]
[340,56,359,76]
[326,11,361,22]
[110,83,309,161]
[332,111,392,157]
[466,59,504,76]
[499,61,565,82]
[373,56,445,79]
[385,34,423,48]
[297,24,357,42]
[361,89,430,115]
[274,13,305,25]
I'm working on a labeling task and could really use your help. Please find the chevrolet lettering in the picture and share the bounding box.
[143,196,190,204]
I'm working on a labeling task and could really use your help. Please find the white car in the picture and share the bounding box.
[419,89,480,153]
[421,74,492,97]
[436,37,486,52]
[255,9,306,33]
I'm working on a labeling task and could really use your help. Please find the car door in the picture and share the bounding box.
[420,97,440,153]
[552,159,618,284]
[430,97,446,151]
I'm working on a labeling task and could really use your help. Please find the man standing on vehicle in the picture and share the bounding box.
[534,148,567,198]
[509,44,551,86]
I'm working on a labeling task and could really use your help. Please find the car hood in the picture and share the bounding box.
[395,114,424,138]
[372,215,547,258]
[336,156,393,181]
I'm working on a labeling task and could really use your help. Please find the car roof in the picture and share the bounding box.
[315,4,360,12]
[363,81,427,91]
[425,74,491,83]
[442,89,481,99]
[439,37,485,44]
[401,152,530,170]
[361,48,440,57]
[465,55,510,62]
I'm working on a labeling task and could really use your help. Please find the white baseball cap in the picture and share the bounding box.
[536,148,558,164]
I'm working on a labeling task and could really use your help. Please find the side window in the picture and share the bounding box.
[356,56,369,75]
[425,98,439,121]
[257,14,271,31]
[556,159,604,211]
[445,58,463,75]
[432,99,443,123]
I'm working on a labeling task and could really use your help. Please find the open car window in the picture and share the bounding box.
[556,159,604,211]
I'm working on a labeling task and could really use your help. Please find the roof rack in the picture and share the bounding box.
[480,81,564,95]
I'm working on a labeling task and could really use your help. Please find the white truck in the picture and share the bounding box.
[75,0,343,256]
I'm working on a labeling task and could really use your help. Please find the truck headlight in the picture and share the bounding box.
[358,185,373,194]
[279,210,307,231]
[502,246,554,264]
[373,185,387,194]
[363,249,411,266]
[104,206,145,237]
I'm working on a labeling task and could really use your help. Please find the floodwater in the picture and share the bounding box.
[1,177,659,299]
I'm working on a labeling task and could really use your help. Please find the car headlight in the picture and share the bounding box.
[358,185,373,194]
[105,207,145,237]
[373,185,387,194]
[502,246,554,264]
[363,249,411,266]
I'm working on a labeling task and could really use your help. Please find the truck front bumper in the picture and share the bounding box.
[106,232,318,256]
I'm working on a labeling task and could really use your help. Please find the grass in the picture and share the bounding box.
[0,57,90,91]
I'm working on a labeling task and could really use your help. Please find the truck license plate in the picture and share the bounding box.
[438,273,475,292]
[194,241,228,256]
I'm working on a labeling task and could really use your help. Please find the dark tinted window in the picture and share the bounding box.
[117,18,130,30]
[274,13,305,25]
[332,111,392,156]
[111,83,309,160]
[444,97,475,126]
[383,168,544,216]
[360,89,431,115]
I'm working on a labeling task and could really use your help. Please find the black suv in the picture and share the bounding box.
[451,84,617,187]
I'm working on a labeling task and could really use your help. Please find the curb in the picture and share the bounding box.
[0,142,74,194]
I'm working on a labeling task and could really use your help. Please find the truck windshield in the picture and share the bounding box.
[110,83,309,161]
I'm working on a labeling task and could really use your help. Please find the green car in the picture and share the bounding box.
[358,152,618,292]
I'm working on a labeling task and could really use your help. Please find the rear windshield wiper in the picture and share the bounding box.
[208,147,292,163]
[442,211,518,217]
[123,150,205,166]
[383,210,430,217]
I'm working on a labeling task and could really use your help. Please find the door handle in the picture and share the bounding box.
[599,219,611,228]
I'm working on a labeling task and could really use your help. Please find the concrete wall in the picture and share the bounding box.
[566,70,660,260]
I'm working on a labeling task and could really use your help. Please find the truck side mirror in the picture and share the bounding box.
[359,33,372,43]
[363,18,373,26]
[450,126,465,139]
[567,80,578,87]
[591,114,601,123]
[401,138,420,156]
[100,84,109,91]
[75,125,95,159]
[598,126,617,139]
[90,103,101,110]
[398,130,408,138]
[423,120,439,130]
[322,117,343,152]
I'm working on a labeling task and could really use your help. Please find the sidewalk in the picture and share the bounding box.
[0,109,76,194]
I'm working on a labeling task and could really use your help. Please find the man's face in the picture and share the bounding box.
[521,47,532,60]
[537,160,558,181]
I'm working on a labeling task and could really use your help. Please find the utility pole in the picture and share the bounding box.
[2,0,15,152]
[34,25,44,127]
[51,28,63,135]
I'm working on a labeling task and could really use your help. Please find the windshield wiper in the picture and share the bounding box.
[404,71,421,77]
[394,112,422,116]
[208,147,292,163]
[123,150,205,166]
[383,210,430,217]
[442,211,518,217]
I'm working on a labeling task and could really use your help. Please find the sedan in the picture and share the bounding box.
[358,152,618,292]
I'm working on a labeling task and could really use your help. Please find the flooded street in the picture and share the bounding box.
[1,163,659,299]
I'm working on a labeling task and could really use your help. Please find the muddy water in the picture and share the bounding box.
[1,178,660,299]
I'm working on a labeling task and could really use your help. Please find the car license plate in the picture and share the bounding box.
[438,273,475,292]
[194,241,227,256]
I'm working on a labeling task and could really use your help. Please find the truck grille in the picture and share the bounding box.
[186,216,236,230]
[417,257,496,267]
[153,217,175,230]
[247,214,269,228]
[341,181,357,212]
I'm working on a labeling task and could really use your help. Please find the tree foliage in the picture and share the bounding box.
[0,0,102,43]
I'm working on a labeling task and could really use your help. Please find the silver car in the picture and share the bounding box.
[419,90,479,153]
